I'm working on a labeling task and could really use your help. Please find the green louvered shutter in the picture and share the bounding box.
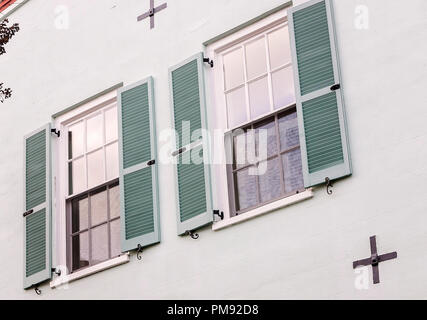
[118,77,160,252]
[169,53,213,235]
[288,0,351,187]
[23,124,52,289]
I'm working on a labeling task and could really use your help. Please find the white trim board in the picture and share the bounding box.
[50,253,130,289]
[212,189,313,231]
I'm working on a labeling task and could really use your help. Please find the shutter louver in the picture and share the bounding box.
[288,0,352,187]
[169,53,213,235]
[23,125,52,289]
[118,77,160,252]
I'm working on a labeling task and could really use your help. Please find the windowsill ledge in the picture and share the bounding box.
[50,253,130,289]
[212,188,313,231]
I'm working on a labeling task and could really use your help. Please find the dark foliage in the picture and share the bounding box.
[0,18,20,102]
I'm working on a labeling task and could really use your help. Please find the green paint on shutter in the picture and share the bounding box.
[303,92,343,173]
[118,77,160,252]
[177,148,207,222]
[23,125,51,289]
[123,167,154,239]
[289,0,351,187]
[25,130,46,211]
[121,83,151,169]
[25,209,46,277]
[293,1,334,96]
[169,53,213,235]
[171,59,202,149]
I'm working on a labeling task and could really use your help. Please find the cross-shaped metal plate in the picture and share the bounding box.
[137,0,167,29]
[353,235,397,284]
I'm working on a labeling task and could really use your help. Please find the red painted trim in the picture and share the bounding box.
[0,0,17,13]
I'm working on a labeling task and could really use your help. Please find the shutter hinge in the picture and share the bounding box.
[185,230,199,240]
[34,286,42,295]
[330,84,341,91]
[136,244,143,260]
[325,177,333,195]
[51,128,60,137]
[147,159,156,166]
[203,57,214,68]
[213,210,224,220]
[52,267,61,276]
[23,209,34,217]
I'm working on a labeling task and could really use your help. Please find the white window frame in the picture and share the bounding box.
[51,90,129,287]
[205,7,313,231]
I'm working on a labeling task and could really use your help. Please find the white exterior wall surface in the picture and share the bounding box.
[1,0,427,299]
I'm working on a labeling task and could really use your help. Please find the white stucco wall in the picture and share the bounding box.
[1,0,427,299]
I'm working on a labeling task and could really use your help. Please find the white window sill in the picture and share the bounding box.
[50,253,130,289]
[212,188,313,231]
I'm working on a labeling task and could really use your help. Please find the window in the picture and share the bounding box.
[208,14,307,221]
[222,24,295,129]
[64,101,121,273]
[231,109,304,215]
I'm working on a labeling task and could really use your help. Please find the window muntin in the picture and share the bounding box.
[67,104,119,196]
[231,108,304,215]
[222,24,295,129]
[65,102,121,273]
[69,181,121,272]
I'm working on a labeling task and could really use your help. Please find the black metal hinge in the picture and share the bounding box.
[185,230,199,240]
[213,210,224,220]
[52,267,61,276]
[325,177,333,195]
[23,209,34,217]
[330,83,340,91]
[203,57,214,68]
[51,128,60,137]
[136,244,143,260]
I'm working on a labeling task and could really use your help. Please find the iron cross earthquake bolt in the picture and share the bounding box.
[137,0,167,29]
[353,235,397,284]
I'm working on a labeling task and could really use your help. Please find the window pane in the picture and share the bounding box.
[90,188,108,226]
[223,48,245,90]
[282,148,304,193]
[227,87,247,128]
[233,129,254,169]
[91,224,109,264]
[86,113,103,151]
[87,149,104,188]
[268,26,291,70]
[258,157,282,202]
[68,121,84,159]
[71,195,88,233]
[72,232,89,271]
[245,37,267,80]
[110,219,121,258]
[279,111,299,151]
[255,118,277,159]
[109,183,120,219]
[69,157,86,195]
[106,142,119,181]
[105,106,118,144]
[272,67,295,109]
[249,76,270,119]
[235,168,258,211]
